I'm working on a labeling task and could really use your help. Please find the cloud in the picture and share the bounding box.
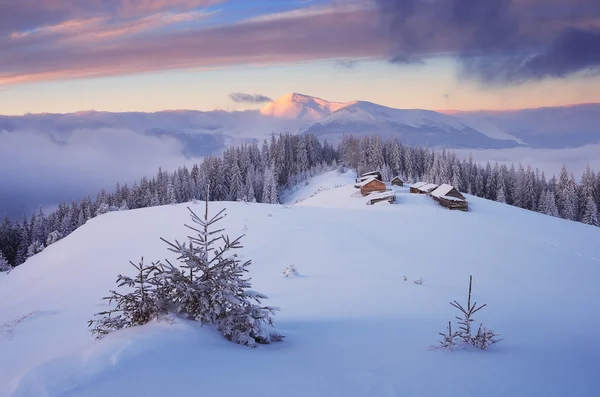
[334,60,358,69]
[0,109,239,218]
[0,0,223,35]
[375,0,600,82]
[1,0,598,86]
[0,2,385,86]
[388,55,425,65]
[229,93,273,104]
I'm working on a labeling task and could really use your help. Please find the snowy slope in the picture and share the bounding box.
[1,173,600,397]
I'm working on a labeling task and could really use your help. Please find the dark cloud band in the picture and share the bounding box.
[229,93,273,104]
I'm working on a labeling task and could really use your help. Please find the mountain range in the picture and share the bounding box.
[2,93,599,156]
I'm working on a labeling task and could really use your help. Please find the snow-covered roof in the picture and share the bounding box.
[362,171,381,177]
[418,183,438,192]
[410,182,427,189]
[356,176,381,187]
[431,184,466,200]
[441,195,465,202]
[357,175,372,182]
[367,191,395,200]
[431,184,454,198]
[392,176,404,181]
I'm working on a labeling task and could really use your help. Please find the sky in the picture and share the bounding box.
[1,0,600,115]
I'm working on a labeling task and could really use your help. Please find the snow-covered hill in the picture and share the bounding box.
[1,170,599,397]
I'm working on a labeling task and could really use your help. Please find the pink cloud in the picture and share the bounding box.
[0,5,389,85]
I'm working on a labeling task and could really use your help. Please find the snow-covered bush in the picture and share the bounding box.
[403,276,407,282]
[96,203,110,216]
[46,230,62,246]
[437,276,501,350]
[26,240,44,258]
[413,278,424,285]
[88,258,165,339]
[0,252,12,273]
[283,265,299,277]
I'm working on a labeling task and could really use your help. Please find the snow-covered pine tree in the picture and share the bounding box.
[89,257,165,339]
[166,179,177,205]
[159,186,282,347]
[452,162,464,192]
[582,195,599,226]
[46,230,62,246]
[231,159,244,202]
[0,251,11,273]
[96,203,110,216]
[496,184,507,204]
[539,190,559,217]
[26,240,44,258]
[295,137,309,175]
[523,165,537,211]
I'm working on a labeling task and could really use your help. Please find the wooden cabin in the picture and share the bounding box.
[366,191,396,205]
[417,183,439,194]
[391,176,404,186]
[360,171,383,181]
[410,182,427,193]
[430,184,468,211]
[357,177,387,196]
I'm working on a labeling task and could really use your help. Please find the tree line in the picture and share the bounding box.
[1,133,598,270]
[339,135,599,225]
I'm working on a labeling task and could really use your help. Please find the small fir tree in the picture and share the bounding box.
[437,276,501,350]
[159,184,282,347]
[88,257,165,339]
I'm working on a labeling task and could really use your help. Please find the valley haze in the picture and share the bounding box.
[2,93,600,218]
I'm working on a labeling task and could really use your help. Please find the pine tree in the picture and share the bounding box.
[582,195,599,226]
[496,184,506,204]
[159,187,282,347]
[227,157,244,202]
[262,165,278,204]
[451,162,463,192]
[539,190,559,217]
[0,251,11,273]
[46,230,62,246]
[166,179,177,205]
[26,240,44,258]
[89,258,165,339]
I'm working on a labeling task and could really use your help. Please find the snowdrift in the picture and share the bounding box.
[1,172,599,397]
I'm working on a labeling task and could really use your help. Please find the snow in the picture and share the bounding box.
[260,93,347,121]
[418,183,439,192]
[366,191,395,200]
[279,169,356,204]
[411,181,428,189]
[441,195,465,202]
[1,172,600,397]
[355,176,379,188]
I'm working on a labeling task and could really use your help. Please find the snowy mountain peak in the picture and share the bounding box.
[260,93,350,121]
